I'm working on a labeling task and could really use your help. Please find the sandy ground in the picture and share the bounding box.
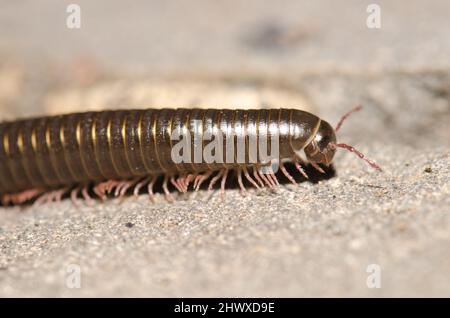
[0,0,450,297]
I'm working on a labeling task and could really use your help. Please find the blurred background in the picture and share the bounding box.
[0,0,449,146]
[0,0,449,297]
[2,0,450,72]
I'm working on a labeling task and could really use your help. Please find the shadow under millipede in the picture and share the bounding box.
[147,162,336,196]
[1,163,336,207]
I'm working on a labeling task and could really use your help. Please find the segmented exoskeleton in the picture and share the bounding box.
[0,107,380,205]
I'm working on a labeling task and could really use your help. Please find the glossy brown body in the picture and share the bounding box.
[0,108,322,194]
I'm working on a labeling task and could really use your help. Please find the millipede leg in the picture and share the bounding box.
[3,188,43,205]
[82,185,94,206]
[208,169,225,190]
[311,162,325,174]
[133,177,151,196]
[194,171,213,191]
[33,192,51,207]
[268,166,279,186]
[243,167,261,190]
[93,184,106,200]
[237,168,247,196]
[109,181,120,194]
[220,169,229,199]
[175,175,187,193]
[100,180,120,195]
[177,174,194,193]
[114,180,131,197]
[258,169,274,188]
[93,180,115,200]
[294,160,309,179]
[70,186,81,205]
[184,174,194,192]
[252,166,265,188]
[258,166,277,188]
[147,176,156,202]
[266,174,277,187]
[118,178,140,197]
[170,176,184,193]
[114,182,124,197]
[280,162,297,185]
[54,188,68,202]
[163,175,174,202]
[177,175,187,192]
[37,188,67,205]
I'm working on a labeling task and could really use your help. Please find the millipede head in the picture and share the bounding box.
[304,105,381,171]
[304,120,337,166]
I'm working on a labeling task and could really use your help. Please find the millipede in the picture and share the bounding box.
[0,106,380,206]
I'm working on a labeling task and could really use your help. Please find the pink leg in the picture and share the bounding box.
[113,182,124,197]
[34,187,69,206]
[208,169,225,191]
[311,162,325,174]
[94,180,120,197]
[243,167,261,190]
[178,174,192,192]
[33,192,51,207]
[70,187,81,205]
[258,169,274,188]
[93,182,107,200]
[147,177,156,202]
[252,166,265,188]
[268,166,280,186]
[258,166,277,187]
[271,173,279,186]
[220,169,228,199]
[7,188,43,205]
[46,192,56,204]
[184,174,194,192]
[82,185,94,205]
[170,176,184,193]
[194,171,213,191]
[54,188,68,202]
[176,174,192,193]
[134,177,151,197]
[114,180,130,197]
[173,175,185,192]
[294,161,309,179]
[280,162,297,185]
[119,178,140,197]
[237,169,247,196]
[162,175,174,202]
[177,176,186,192]
[105,180,120,194]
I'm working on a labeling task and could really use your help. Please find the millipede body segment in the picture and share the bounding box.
[0,107,379,205]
